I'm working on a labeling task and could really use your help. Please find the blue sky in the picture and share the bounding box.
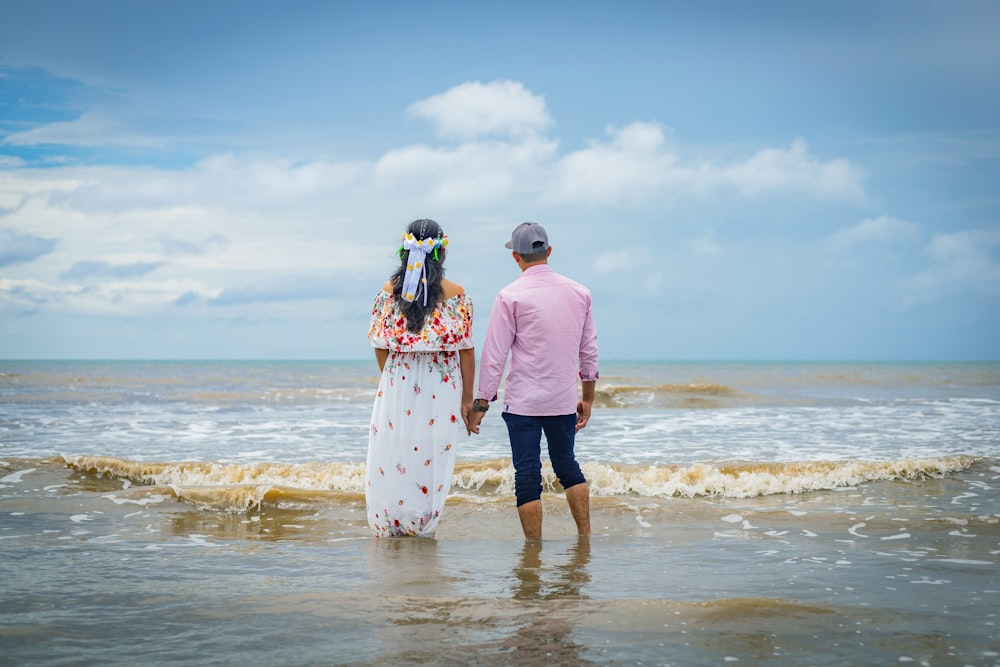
[1,0,998,360]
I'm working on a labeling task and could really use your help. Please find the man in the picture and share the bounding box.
[468,222,599,539]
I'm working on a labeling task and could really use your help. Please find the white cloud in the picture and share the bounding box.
[0,229,57,266]
[592,245,663,296]
[826,215,920,252]
[896,227,1000,310]
[592,245,650,273]
[547,125,864,206]
[692,230,722,257]
[717,140,865,201]
[407,80,552,140]
[3,111,163,148]
[548,122,676,205]
[642,271,663,296]
[0,81,873,322]
[373,137,558,207]
[0,276,221,314]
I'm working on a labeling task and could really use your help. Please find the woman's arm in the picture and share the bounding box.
[375,348,389,372]
[459,347,476,434]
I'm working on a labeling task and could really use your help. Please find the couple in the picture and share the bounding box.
[366,219,599,540]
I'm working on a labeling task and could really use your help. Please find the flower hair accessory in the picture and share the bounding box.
[399,233,448,305]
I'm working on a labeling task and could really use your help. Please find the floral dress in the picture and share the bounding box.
[366,290,474,537]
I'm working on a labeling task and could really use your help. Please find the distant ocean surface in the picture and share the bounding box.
[2,360,998,666]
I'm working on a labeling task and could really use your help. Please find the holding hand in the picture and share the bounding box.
[461,399,476,436]
[465,397,489,435]
[467,410,485,435]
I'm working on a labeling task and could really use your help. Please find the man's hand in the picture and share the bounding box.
[575,400,592,432]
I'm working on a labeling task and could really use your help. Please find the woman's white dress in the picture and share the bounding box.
[366,290,474,537]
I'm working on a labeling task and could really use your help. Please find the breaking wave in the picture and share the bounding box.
[62,454,976,512]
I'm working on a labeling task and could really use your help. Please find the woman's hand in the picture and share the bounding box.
[461,399,480,435]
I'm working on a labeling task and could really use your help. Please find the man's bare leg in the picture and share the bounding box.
[517,500,543,539]
[565,483,591,535]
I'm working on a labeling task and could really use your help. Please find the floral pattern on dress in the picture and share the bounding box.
[369,290,473,354]
[365,291,473,538]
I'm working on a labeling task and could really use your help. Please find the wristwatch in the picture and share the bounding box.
[472,398,490,413]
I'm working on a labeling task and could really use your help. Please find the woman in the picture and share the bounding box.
[366,219,475,537]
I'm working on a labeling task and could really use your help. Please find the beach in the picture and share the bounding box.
[1,360,998,665]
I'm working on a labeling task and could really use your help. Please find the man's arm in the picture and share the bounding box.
[468,294,515,435]
[578,297,599,382]
[477,294,515,403]
[576,379,596,432]
[576,294,599,432]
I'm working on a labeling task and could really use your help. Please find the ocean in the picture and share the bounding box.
[1,360,998,666]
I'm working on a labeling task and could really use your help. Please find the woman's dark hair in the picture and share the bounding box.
[390,218,447,333]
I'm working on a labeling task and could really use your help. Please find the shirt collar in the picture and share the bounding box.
[520,264,553,278]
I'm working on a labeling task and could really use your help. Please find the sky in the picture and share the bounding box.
[1,0,998,361]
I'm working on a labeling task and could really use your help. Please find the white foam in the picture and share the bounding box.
[1,469,35,484]
[102,493,170,506]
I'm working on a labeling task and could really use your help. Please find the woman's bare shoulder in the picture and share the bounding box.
[381,280,394,293]
[440,278,465,300]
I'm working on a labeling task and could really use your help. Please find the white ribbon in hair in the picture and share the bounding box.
[400,233,446,305]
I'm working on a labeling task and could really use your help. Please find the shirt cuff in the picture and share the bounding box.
[579,371,600,381]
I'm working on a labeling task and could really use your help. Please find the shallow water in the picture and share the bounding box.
[1,360,999,665]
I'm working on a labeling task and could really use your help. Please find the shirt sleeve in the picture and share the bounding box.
[578,293,599,382]
[477,292,515,402]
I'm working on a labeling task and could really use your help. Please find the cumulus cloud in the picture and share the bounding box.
[0,80,871,323]
[549,122,675,205]
[826,215,920,252]
[373,136,557,207]
[718,140,865,201]
[408,80,552,140]
[0,230,57,266]
[547,125,865,206]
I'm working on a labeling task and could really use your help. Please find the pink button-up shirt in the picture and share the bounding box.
[477,264,599,416]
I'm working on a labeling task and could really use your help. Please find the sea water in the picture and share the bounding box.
[1,360,998,665]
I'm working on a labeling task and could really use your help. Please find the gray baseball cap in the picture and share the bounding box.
[504,222,549,254]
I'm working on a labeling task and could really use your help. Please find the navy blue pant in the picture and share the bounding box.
[502,412,587,507]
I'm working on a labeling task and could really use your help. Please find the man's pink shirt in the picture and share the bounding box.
[477,265,599,416]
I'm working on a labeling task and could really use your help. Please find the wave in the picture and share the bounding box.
[1,386,373,405]
[62,454,976,512]
[594,382,746,408]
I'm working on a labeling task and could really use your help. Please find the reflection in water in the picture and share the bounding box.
[366,537,451,598]
[483,537,595,665]
[513,537,591,601]
[164,507,359,543]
